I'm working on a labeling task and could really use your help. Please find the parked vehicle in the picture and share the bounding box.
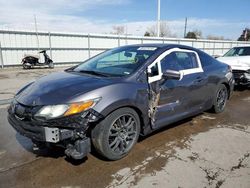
[8,44,234,161]
[22,50,54,69]
[217,46,250,86]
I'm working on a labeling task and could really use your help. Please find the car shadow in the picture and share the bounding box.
[15,113,203,164]
[15,132,89,165]
[234,85,250,91]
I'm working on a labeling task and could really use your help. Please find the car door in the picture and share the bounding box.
[147,48,204,129]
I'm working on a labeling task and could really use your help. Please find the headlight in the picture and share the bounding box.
[35,98,100,120]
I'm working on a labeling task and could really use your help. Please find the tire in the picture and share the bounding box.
[91,107,140,160]
[22,62,31,69]
[48,62,54,69]
[212,84,228,113]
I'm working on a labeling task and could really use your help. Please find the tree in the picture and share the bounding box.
[238,28,250,41]
[111,25,125,35]
[185,32,197,39]
[145,21,176,37]
[144,31,151,37]
[185,30,202,39]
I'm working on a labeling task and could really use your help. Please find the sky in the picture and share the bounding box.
[0,0,249,40]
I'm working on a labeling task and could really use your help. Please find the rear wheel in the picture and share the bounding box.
[48,62,54,69]
[91,107,140,160]
[22,62,31,69]
[212,84,228,113]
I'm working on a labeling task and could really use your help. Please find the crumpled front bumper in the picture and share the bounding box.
[8,113,74,143]
[233,70,250,86]
[7,101,103,159]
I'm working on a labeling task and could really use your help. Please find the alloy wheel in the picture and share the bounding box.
[108,114,138,155]
[216,87,227,111]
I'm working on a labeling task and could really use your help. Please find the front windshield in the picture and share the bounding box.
[74,46,158,77]
[223,47,250,57]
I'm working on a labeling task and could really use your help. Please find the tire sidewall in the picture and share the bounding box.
[213,84,228,113]
[92,107,140,160]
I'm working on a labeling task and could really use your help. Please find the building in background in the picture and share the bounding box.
[238,28,250,41]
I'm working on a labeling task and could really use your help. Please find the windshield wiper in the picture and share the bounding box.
[77,70,109,77]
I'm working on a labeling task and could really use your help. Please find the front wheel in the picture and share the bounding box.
[91,107,140,160]
[212,84,228,113]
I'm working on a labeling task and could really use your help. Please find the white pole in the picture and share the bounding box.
[0,41,4,68]
[34,14,40,51]
[184,17,188,38]
[157,0,161,37]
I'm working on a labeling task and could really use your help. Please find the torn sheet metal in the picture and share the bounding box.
[148,81,162,125]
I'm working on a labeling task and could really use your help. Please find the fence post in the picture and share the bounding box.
[48,32,52,59]
[118,35,120,47]
[88,34,91,58]
[222,42,224,54]
[0,42,4,68]
[213,41,215,56]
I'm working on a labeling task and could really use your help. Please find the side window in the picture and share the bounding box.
[199,52,214,67]
[175,52,198,69]
[161,52,182,71]
[161,51,199,72]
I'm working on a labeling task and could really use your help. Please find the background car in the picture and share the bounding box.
[8,44,234,161]
[218,46,250,86]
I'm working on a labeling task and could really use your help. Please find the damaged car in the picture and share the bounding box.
[8,44,234,161]
[218,46,250,86]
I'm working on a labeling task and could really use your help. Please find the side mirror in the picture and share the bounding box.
[124,51,132,57]
[163,69,183,80]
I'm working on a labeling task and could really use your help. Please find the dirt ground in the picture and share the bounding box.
[0,67,249,188]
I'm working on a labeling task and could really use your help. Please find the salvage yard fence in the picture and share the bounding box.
[1,30,250,68]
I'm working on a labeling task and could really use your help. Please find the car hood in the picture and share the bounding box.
[217,56,250,71]
[15,71,113,106]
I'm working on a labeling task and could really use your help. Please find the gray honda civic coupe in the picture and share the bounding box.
[8,44,234,161]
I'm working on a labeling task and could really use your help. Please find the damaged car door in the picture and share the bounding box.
[147,48,204,129]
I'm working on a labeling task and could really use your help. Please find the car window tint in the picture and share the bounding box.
[242,47,250,56]
[175,52,198,69]
[161,52,182,71]
[161,51,198,72]
[199,51,214,67]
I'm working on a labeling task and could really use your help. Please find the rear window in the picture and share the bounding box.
[199,51,216,68]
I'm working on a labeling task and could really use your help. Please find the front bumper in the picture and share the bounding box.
[8,113,77,143]
[232,70,250,86]
[7,102,102,159]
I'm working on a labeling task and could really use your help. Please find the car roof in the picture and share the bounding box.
[233,46,250,48]
[123,43,197,51]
